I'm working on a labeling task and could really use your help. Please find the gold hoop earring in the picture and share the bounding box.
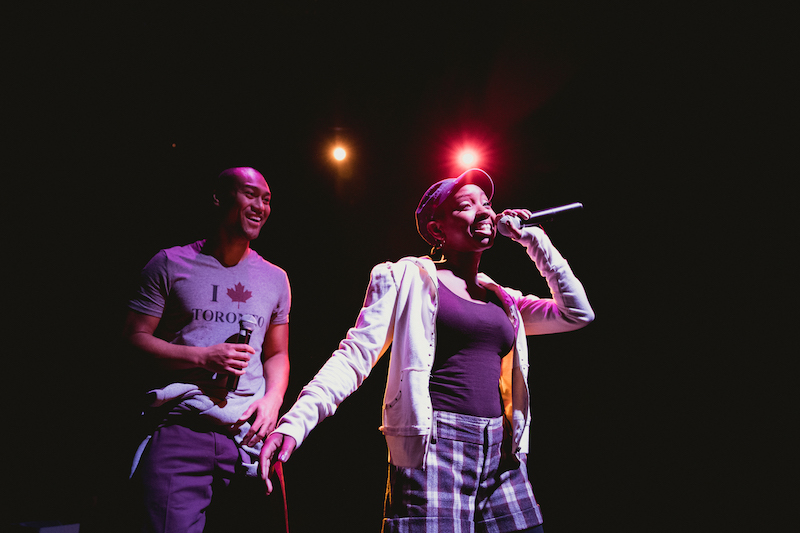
[430,239,446,262]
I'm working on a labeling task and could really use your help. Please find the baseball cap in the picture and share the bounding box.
[415,168,495,245]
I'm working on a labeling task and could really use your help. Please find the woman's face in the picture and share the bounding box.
[429,183,497,252]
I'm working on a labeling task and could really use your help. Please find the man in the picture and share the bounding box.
[124,167,290,532]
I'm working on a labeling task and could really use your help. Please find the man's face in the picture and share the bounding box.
[217,169,271,241]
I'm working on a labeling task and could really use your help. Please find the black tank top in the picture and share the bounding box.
[429,281,515,418]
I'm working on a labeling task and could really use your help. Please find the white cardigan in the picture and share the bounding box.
[274,226,594,468]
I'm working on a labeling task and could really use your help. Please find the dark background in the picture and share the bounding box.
[5,2,791,532]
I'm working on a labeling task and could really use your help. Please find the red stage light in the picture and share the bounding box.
[437,130,498,178]
[458,150,478,167]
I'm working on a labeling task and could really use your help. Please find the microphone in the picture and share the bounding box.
[497,202,584,237]
[227,314,257,391]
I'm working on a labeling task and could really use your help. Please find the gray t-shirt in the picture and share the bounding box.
[129,240,291,424]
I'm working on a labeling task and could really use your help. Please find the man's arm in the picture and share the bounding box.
[239,323,290,446]
[122,309,255,374]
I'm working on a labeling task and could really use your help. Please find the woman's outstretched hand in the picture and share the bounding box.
[259,432,297,495]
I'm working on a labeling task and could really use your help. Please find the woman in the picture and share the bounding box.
[261,168,594,532]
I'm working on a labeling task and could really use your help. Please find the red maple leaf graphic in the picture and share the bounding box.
[227,282,252,308]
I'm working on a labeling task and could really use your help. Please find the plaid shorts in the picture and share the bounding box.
[382,411,544,533]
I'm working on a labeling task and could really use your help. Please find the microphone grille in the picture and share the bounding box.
[240,314,257,331]
[497,215,520,237]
